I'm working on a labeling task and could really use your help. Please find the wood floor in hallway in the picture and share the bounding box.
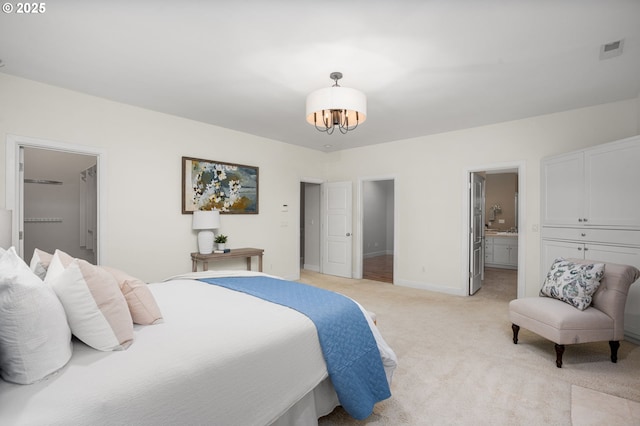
[363,254,393,283]
[362,257,517,297]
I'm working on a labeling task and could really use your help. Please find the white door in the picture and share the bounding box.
[469,173,485,294]
[321,181,353,278]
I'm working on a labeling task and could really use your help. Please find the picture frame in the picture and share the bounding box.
[182,156,259,214]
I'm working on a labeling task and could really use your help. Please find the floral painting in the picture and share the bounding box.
[182,157,259,214]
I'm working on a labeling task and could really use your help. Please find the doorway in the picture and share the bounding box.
[464,163,525,298]
[23,147,98,263]
[5,135,106,263]
[300,182,321,272]
[361,178,395,283]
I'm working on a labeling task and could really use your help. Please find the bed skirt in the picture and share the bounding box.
[271,377,339,426]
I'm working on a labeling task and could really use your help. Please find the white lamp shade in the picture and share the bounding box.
[306,86,367,126]
[0,209,12,249]
[192,210,220,230]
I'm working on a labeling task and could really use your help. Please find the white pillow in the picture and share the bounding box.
[29,248,53,280]
[46,250,134,351]
[0,247,72,384]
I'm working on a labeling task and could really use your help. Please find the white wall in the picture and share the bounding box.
[2,73,639,298]
[0,73,325,282]
[324,99,639,296]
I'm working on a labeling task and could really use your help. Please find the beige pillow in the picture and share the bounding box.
[45,250,133,351]
[29,248,53,280]
[101,266,163,325]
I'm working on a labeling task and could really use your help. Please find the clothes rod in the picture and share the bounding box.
[24,179,63,185]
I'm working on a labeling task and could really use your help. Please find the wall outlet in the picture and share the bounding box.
[498,219,505,224]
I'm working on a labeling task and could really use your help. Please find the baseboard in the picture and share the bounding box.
[624,330,640,345]
[395,278,466,296]
[363,250,389,259]
[303,264,320,272]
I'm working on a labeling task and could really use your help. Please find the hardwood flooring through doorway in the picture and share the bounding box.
[360,256,517,293]
[363,254,393,283]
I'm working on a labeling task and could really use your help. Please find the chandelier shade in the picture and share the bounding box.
[306,72,366,134]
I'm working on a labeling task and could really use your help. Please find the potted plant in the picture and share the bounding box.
[214,234,228,250]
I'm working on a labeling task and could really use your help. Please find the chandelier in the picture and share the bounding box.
[306,72,367,134]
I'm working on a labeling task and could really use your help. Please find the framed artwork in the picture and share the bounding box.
[182,156,259,214]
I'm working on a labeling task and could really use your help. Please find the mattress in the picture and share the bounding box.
[0,271,396,425]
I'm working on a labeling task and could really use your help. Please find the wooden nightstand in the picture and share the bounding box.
[191,247,264,272]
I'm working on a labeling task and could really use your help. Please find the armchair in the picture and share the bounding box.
[509,258,640,368]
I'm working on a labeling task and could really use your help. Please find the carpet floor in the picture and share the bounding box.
[297,269,640,425]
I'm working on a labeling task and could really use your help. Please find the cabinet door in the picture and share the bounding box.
[541,152,584,226]
[585,137,640,227]
[493,244,510,265]
[541,239,584,278]
[508,243,518,266]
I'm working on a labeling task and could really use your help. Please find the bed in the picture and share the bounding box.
[0,260,397,426]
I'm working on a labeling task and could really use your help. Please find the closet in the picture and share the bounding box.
[540,135,640,341]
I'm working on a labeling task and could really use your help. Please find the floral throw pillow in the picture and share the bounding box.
[540,258,605,310]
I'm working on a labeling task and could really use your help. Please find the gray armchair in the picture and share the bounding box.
[509,258,640,368]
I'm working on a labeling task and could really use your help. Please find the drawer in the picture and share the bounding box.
[542,227,640,246]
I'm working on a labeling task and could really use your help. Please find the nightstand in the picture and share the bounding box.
[191,247,264,272]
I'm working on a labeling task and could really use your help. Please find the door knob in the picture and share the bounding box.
[346,233,351,237]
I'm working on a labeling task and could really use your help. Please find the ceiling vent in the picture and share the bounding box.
[599,39,624,60]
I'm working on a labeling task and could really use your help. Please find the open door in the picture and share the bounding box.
[469,172,485,294]
[321,181,353,278]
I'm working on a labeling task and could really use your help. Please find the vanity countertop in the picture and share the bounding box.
[485,231,518,237]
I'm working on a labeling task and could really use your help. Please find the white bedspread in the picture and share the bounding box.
[0,271,397,425]
[0,278,329,425]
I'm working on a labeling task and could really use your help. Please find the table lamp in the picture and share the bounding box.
[192,210,220,254]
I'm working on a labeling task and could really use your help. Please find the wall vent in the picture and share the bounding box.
[599,39,624,60]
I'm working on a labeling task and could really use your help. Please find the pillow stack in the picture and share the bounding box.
[0,247,163,385]
[45,250,135,351]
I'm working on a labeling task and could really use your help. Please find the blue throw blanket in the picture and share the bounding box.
[199,276,391,420]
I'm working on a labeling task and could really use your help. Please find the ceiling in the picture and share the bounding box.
[1,1,639,152]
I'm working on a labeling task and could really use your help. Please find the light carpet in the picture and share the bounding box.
[297,269,640,425]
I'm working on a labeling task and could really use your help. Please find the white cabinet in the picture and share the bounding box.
[540,135,640,341]
[541,239,640,275]
[485,236,518,269]
[541,135,640,227]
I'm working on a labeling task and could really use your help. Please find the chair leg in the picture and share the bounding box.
[609,341,620,363]
[511,324,519,344]
[554,344,565,368]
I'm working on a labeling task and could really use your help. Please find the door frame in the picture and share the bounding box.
[355,175,397,280]
[462,161,525,298]
[5,134,107,263]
